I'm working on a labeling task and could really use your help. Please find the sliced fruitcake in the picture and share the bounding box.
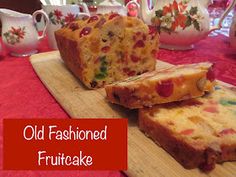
[55,13,159,89]
[105,62,215,109]
[139,85,236,171]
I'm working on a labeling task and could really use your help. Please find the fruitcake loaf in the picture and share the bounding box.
[55,13,159,89]
[105,62,215,109]
[139,85,236,171]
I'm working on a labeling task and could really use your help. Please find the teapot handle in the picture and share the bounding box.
[209,0,236,33]
[32,9,49,40]
[78,2,90,16]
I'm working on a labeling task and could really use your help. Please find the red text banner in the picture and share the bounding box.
[3,119,127,170]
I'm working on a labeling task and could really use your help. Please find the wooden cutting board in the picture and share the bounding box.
[30,51,236,177]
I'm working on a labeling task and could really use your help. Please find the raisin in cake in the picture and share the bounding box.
[105,62,215,109]
[55,13,159,89]
[139,85,236,171]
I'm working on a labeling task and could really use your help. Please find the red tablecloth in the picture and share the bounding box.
[159,35,236,86]
[0,34,235,177]
[0,37,125,177]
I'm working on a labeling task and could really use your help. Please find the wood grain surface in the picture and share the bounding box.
[30,51,236,177]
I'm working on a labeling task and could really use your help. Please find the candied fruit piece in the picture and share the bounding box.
[128,70,136,76]
[156,80,174,97]
[203,106,219,113]
[219,128,236,136]
[88,15,99,23]
[69,23,79,31]
[95,18,106,28]
[130,55,140,62]
[179,129,194,135]
[101,46,110,53]
[134,40,145,48]
[80,27,92,37]
[109,13,120,20]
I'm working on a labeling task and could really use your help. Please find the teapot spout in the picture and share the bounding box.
[139,0,155,25]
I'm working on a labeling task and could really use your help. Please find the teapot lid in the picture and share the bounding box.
[99,0,122,7]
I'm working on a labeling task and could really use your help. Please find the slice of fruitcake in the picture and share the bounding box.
[105,62,215,109]
[55,13,158,89]
[139,85,236,171]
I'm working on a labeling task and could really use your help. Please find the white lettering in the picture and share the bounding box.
[23,125,34,140]
[48,125,57,140]
[100,125,107,140]
[38,150,46,165]
[37,151,93,166]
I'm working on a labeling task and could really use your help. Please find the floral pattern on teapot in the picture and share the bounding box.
[48,9,79,27]
[151,0,203,34]
[3,26,26,45]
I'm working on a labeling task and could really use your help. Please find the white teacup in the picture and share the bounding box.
[34,4,90,49]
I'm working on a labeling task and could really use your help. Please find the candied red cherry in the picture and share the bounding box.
[101,46,110,53]
[95,18,106,28]
[69,23,79,31]
[130,55,140,62]
[80,27,92,37]
[134,40,145,48]
[88,15,99,23]
[203,106,219,113]
[179,129,194,135]
[143,34,147,41]
[219,128,236,136]
[128,70,136,76]
[109,13,120,20]
[206,67,215,82]
[156,79,174,97]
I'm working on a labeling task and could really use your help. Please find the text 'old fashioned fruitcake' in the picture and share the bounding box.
[105,62,215,109]
[55,13,159,89]
[139,85,236,171]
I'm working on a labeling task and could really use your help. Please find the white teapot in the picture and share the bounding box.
[97,0,128,16]
[140,0,236,50]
